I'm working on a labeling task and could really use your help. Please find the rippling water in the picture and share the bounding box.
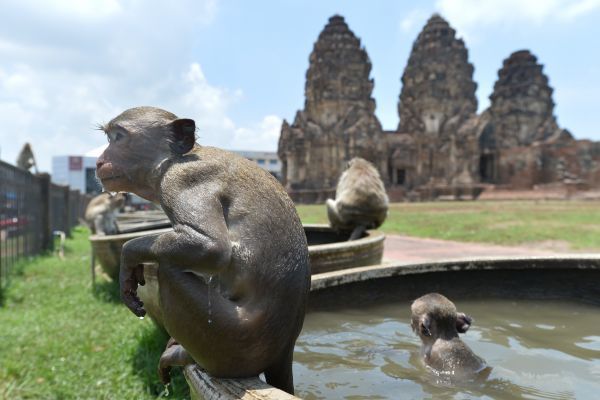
[293,299,600,399]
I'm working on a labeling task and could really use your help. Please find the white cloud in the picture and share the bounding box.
[563,0,600,18]
[0,0,279,172]
[435,0,600,36]
[232,115,283,152]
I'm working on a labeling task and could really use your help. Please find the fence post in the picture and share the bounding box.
[62,186,71,238]
[37,173,52,251]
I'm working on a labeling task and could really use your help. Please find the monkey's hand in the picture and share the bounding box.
[120,248,146,317]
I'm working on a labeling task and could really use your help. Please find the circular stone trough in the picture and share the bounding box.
[89,223,384,328]
[89,223,385,280]
[182,255,600,399]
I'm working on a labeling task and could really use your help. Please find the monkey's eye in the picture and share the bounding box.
[107,131,125,143]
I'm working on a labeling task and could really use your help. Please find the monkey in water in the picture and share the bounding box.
[95,107,310,394]
[326,157,388,240]
[84,192,125,235]
[411,293,490,380]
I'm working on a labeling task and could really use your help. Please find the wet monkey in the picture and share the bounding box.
[411,293,489,379]
[95,107,310,394]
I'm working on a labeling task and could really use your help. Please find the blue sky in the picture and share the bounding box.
[0,0,599,171]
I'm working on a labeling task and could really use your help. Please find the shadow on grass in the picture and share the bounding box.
[93,279,121,303]
[133,325,189,399]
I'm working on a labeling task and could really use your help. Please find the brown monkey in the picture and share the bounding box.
[411,293,489,379]
[16,143,38,173]
[326,157,388,240]
[95,107,310,394]
[84,192,125,235]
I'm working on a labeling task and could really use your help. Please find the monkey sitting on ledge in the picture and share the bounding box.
[326,157,388,240]
[411,293,490,380]
[84,192,125,235]
[95,107,310,394]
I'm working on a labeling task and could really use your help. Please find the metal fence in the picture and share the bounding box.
[0,160,91,288]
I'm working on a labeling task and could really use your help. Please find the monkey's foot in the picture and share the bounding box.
[158,342,194,384]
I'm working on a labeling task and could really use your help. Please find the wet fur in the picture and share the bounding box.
[95,107,310,394]
[411,293,489,379]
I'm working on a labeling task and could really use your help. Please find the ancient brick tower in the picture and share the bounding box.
[486,50,565,148]
[278,15,387,202]
[396,14,479,188]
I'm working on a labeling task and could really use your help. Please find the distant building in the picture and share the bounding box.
[52,150,103,195]
[232,150,281,180]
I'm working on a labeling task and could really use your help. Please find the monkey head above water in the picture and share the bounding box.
[85,192,125,235]
[411,293,490,380]
[95,106,311,394]
[326,157,388,240]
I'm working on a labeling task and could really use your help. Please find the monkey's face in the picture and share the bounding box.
[109,193,126,209]
[96,107,196,199]
[96,128,143,193]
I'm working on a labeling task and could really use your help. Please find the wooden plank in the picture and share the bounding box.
[184,365,301,400]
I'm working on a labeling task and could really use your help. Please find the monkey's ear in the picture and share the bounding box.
[456,312,472,333]
[168,118,196,154]
[420,315,432,337]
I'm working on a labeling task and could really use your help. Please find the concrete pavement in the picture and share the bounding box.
[383,235,559,263]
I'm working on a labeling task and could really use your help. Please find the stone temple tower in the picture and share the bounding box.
[396,14,479,188]
[477,50,575,187]
[485,50,565,148]
[278,15,387,201]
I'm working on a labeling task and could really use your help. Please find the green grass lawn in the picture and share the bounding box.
[297,200,600,250]
[0,226,189,400]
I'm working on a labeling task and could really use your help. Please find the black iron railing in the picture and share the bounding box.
[0,160,91,288]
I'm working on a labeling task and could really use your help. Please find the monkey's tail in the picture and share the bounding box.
[348,225,366,241]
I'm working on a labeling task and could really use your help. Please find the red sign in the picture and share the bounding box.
[69,156,83,171]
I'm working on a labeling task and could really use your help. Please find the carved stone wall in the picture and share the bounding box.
[278,15,387,201]
[488,50,564,148]
[394,14,479,189]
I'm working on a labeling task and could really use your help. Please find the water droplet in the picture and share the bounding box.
[208,276,213,325]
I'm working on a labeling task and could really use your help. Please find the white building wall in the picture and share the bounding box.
[232,150,281,177]
[51,155,101,194]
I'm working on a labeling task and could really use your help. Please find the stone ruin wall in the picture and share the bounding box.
[477,50,600,190]
[278,15,387,203]
[395,14,479,190]
[278,14,600,202]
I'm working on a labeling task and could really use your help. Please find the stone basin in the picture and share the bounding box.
[89,223,385,280]
[183,255,600,399]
